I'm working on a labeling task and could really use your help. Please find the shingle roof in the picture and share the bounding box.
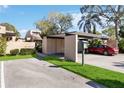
[31,32,42,40]
[25,30,42,41]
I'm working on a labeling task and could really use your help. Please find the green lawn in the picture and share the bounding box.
[43,56,124,88]
[0,54,36,61]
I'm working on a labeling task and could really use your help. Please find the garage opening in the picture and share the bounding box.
[64,32,109,64]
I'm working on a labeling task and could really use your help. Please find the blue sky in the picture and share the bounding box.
[0,5,82,37]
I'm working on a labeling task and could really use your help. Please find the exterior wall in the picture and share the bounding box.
[64,35,78,62]
[56,39,64,53]
[47,38,64,54]
[78,40,82,53]
[42,37,48,54]
[0,26,6,34]
[6,40,35,54]
[11,36,16,41]
[107,39,118,48]
[42,37,64,54]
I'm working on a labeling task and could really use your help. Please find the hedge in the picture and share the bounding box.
[20,48,35,55]
[10,49,19,55]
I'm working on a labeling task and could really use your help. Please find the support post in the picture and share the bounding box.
[82,41,84,66]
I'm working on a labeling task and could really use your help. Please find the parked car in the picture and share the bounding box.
[87,45,119,55]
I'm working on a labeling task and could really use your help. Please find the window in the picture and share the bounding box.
[98,45,104,48]
[6,37,12,41]
[93,46,98,48]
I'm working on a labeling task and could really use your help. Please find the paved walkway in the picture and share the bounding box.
[78,54,124,73]
[1,58,105,88]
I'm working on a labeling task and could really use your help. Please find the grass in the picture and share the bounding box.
[43,56,124,88]
[0,54,37,61]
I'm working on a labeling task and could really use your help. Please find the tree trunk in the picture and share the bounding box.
[93,25,96,34]
[114,20,119,49]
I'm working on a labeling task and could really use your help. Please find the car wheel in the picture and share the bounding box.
[103,51,108,56]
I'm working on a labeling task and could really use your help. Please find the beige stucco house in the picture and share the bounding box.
[0,25,16,40]
[25,30,42,42]
[0,25,35,54]
[42,32,109,62]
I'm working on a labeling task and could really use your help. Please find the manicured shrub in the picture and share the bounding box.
[119,38,124,53]
[0,37,7,55]
[20,48,35,55]
[35,41,42,53]
[88,39,102,47]
[10,49,19,55]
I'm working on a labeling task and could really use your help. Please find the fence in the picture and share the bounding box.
[6,40,35,54]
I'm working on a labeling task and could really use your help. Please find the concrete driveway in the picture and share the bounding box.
[0,58,104,88]
[78,54,124,73]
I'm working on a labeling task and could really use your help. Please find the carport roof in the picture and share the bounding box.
[47,34,65,38]
[66,32,109,40]
[47,32,109,40]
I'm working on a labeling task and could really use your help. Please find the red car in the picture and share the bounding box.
[87,45,118,55]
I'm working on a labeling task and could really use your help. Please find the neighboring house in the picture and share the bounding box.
[25,30,42,52]
[42,32,109,62]
[0,25,35,54]
[0,25,16,41]
[25,30,42,42]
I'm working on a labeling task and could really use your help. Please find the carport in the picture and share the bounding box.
[42,34,65,54]
[42,32,109,62]
[64,32,109,62]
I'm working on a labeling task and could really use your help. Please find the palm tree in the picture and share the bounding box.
[79,5,124,43]
[78,13,102,34]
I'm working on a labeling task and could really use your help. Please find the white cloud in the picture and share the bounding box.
[70,12,105,32]
[0,5,9,12]
[69,12,82,31]
[2,5,9,8]
[19,29,28,38]
[0,5,9,9]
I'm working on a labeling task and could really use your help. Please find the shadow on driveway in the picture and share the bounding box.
[113,61,124,69]
[49,64,83,68]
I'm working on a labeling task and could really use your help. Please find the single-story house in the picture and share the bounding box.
[42,32,109,62]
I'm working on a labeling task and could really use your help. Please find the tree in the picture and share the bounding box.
[96,31,102,35]
[35,19,58,36]
[118,38,124,53]
[78,13,103,34]
[102,27,115,39]
[0,37,7,55]
[36,12,73,36]
[48,12,73,33]
[119,26,124,38]
[88,39,102,47]
[0,23,20,37]
[79,5,124,47]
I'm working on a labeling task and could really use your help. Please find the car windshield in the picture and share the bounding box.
[98,45,104,48]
